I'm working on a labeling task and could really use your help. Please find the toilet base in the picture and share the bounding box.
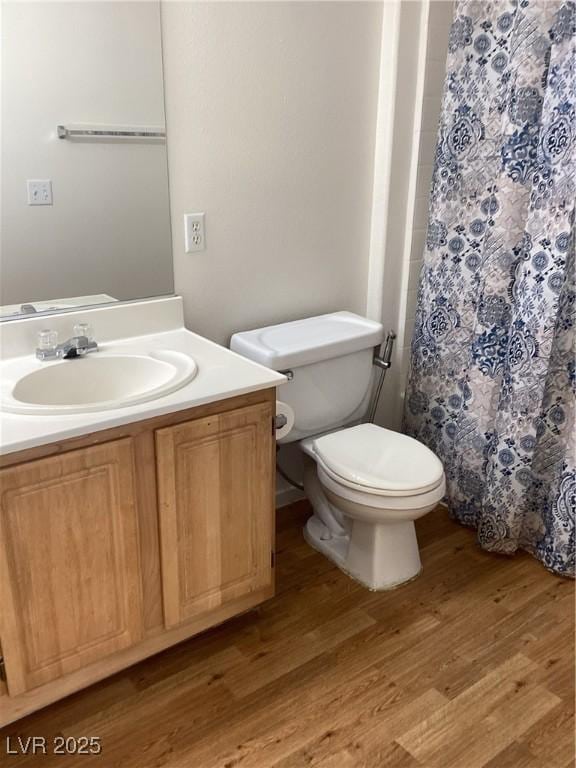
[304,513,422,591]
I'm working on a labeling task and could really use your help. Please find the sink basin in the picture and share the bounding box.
[1,350,198,415]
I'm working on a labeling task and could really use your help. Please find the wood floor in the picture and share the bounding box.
[1,502,574,768]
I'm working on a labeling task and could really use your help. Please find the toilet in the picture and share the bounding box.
[231,311,445,590]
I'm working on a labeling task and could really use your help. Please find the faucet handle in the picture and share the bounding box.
[37,329,58,353]
[73,322,94,341]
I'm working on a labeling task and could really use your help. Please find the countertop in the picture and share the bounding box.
[0,297,285,455]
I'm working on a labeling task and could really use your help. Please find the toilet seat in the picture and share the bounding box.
[302,423,445,497]
[317,464,446,513]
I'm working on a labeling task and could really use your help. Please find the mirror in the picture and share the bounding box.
[1,1,173,321]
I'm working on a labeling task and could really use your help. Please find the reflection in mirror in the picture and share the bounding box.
[1,1,174,321]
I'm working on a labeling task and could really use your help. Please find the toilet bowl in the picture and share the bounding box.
[230,311,446,590]
[301,423,445,590]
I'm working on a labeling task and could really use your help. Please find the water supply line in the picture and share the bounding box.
[366,330,396,424]
[275,330,396,491]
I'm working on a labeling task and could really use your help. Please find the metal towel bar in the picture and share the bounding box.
[57,125,166,141]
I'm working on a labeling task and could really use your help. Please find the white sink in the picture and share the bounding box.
[1,350,198,415]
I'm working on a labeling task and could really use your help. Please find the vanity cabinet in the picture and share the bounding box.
[0,389,276,725]
[157,403,274,628]
[0,439,144,696]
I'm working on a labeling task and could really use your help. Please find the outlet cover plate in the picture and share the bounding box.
[184,212,206,253]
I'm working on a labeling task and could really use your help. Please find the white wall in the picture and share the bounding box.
[162,1,383,346]
[160,1,452,503]
[1,1,173,306]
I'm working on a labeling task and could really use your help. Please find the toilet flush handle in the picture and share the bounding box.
[279,369,294,381]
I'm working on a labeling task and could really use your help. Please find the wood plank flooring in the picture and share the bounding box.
[1,502,574,767]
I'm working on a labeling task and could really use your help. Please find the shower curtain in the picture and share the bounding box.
[404,0,575,576]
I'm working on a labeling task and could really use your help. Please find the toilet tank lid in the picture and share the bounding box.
[230,312,383,370]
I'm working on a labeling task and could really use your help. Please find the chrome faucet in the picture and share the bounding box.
[35,324,98,361]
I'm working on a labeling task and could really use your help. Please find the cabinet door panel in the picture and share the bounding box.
[0,439,144,695]
[156,402,274,628]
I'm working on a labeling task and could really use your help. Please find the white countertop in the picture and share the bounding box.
[0,297,285,455]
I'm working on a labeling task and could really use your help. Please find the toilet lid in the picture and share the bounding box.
[312,423,444,495]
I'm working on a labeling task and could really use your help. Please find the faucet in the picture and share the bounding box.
[36,324,98,361]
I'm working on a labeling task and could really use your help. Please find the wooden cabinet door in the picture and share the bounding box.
[0,439,144,695]
[156,401,274,628]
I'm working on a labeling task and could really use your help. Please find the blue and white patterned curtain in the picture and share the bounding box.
[404,0,575,576]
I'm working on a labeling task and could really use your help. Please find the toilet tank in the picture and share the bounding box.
[230,312,383,443]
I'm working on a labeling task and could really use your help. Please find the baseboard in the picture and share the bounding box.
[275,486,304,509]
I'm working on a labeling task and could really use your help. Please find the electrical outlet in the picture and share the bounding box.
[27,180,53,206]
[184,212,206,253]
